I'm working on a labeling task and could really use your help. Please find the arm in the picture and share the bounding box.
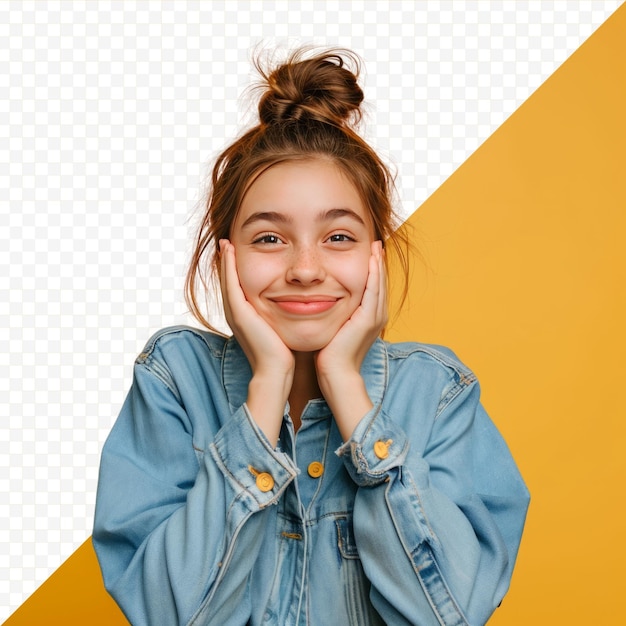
[338,377,530,626]
[219,239,294,446]
[315,240,386,440]
[93,345,297,626]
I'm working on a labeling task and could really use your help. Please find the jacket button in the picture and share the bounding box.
[256,472,274,492]
[307,461,324,478]
[374,439,393,459]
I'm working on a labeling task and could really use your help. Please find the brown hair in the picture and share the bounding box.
[185,47,410,331]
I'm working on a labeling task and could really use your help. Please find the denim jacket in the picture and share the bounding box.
[93,326,529,626]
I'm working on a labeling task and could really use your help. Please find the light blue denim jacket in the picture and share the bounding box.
[93,326,529,626]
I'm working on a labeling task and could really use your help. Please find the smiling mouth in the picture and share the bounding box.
[272,299,338,315]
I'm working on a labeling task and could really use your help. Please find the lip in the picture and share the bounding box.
[271,297,339,315]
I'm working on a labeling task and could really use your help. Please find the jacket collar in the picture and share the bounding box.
[222,337,388,413]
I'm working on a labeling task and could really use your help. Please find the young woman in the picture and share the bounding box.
[93,48,529,626]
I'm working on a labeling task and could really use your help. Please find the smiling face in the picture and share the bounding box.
[230,159,376,353]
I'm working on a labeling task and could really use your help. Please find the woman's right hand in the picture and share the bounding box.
[219,239,294,446]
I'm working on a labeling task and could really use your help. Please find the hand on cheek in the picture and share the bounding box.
[219,239,294,446]
[315,240,387,441]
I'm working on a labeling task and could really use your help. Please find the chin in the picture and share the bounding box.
[283,337,329,353]
[278,328,335,353]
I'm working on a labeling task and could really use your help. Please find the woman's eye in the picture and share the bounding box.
[327,233,354,243]
[253,233,282,244]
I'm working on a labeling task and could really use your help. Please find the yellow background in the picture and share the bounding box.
[5,5,626,624]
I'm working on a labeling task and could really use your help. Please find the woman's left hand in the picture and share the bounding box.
[315,240,387,440]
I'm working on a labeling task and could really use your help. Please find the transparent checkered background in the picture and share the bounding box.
[0,0,621,618]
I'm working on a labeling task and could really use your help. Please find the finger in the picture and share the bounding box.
[219,239,247,326]
[359,241,380,311]
[218,239,231,320]
[377,242,388,324]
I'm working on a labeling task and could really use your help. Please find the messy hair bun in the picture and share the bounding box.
[255,49,364,127]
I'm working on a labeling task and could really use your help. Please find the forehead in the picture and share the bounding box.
[236,159,370,224]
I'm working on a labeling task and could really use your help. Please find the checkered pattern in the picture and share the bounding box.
[0,0,620,617]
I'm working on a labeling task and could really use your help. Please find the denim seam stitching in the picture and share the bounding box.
[435,379,475,421]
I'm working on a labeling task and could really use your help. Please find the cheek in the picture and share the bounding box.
[234,252,277,301]
[336,254,370,298]
[234,262,258,300]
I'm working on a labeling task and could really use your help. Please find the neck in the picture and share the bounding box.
[288,351,321,431]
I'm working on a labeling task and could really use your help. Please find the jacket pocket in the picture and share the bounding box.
[335,515,360,559]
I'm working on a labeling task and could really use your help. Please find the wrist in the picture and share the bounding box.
[246,372,293,447]
[320,372,372,441]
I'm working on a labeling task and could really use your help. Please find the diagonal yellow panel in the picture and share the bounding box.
[387,4,626,625]
[5,5,625,624]
[3,539,128,625]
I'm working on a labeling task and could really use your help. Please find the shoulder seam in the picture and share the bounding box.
[134,326,228,401]
[386,342,476,381]
[136,325,227,363]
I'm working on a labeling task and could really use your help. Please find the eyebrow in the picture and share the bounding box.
[240,211,292,228]
[321,208,366,225]
[240,208,366,229]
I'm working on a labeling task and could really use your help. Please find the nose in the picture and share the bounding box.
[285,245,326,285]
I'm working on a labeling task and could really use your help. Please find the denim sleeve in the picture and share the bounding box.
[337,381,530,626]
[92,362,297,626]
